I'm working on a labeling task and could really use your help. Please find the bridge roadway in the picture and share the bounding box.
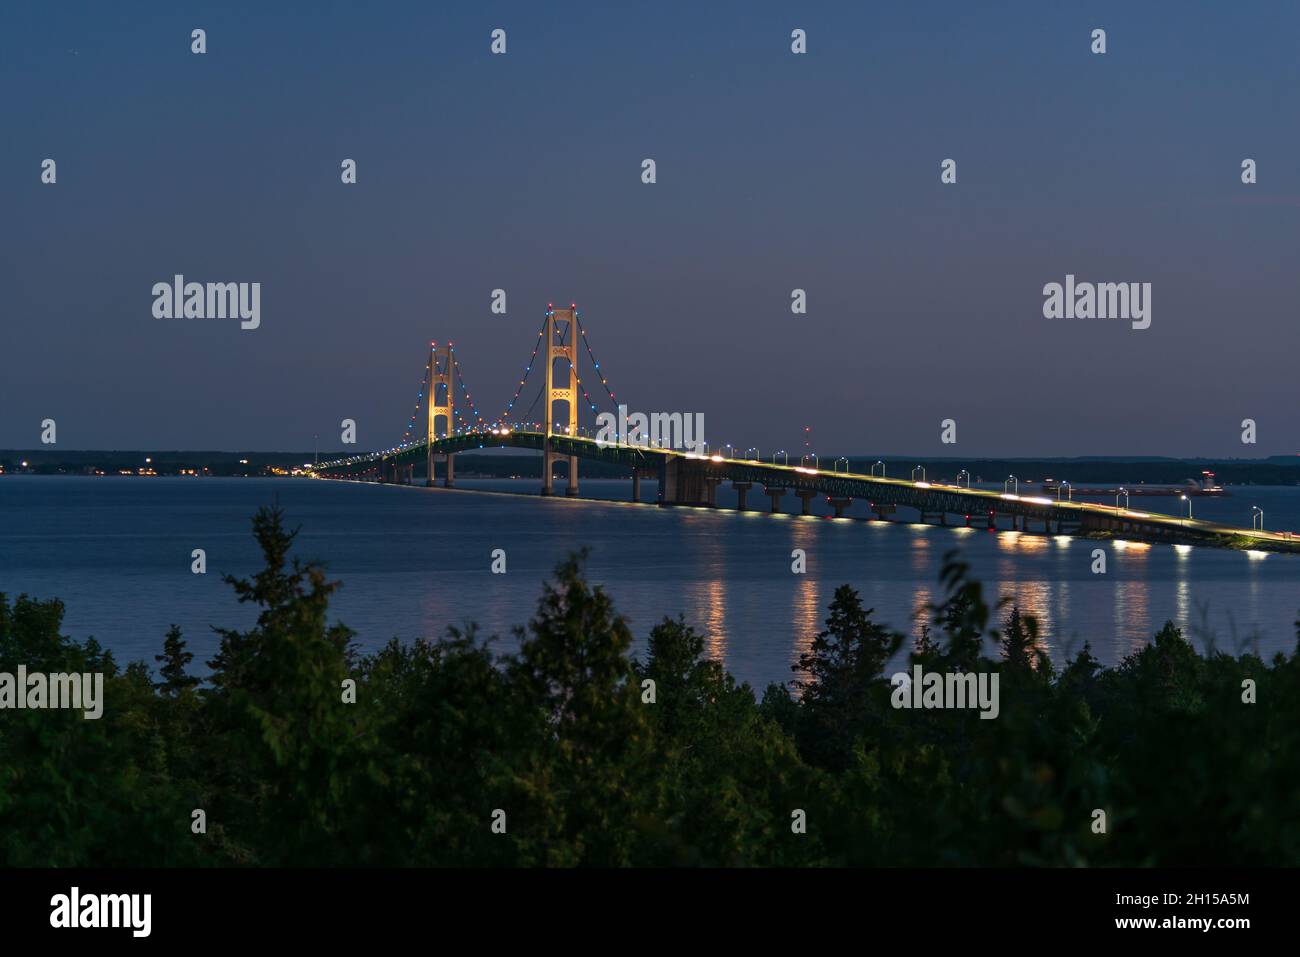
[312,430,1300,554]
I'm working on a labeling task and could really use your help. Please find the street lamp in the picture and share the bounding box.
[957,469,970,488]
[912,465,926,482]
[834,457,849,474]
[871,460,885,478]
[1116,487,1129,510]
[802,452,818,470]
[1252,505,1263,530]
[773,450,788,466]
[1057,481,1072,502]
[746,447,760,461]
[1004,475,1018,495]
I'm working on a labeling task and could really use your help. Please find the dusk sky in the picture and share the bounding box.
[3,1,1298,456]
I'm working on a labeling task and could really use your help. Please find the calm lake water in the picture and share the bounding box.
[2,476,1298,691]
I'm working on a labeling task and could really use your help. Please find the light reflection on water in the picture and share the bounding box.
[3,476,1300,693]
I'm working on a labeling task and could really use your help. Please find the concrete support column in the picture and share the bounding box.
[632,471,641,502]
[566,455,578,497]
[829,497,852,518]
[764,486,785,513]
[703,478,720,506]
[796,490,817,516]
[733,481,751,511]
[443,453,455,488]
[658,458,678,507]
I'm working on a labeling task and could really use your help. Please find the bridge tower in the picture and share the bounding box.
[542,305,578,496]
[426,342,455,487]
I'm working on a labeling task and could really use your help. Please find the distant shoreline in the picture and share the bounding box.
[3,450,1299,485]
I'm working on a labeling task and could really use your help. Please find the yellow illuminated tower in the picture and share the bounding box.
[426,342,455,487]
[542,306,578,495]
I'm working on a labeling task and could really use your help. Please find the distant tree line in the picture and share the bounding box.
[1,505,1297,866]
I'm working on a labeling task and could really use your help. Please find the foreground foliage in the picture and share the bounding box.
[2,507,1297,866]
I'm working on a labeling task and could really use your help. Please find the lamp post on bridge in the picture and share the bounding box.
[1180,494,1193,526]
[746,447,760,462]
[773,450,788,466]
[1057,481,1072,502]
[802,452,818,470]
[1004,475,1018,495]
[1116,488,1129,510]
[834,457,849,474]
[957,469,970,488]
[871,460,885,478]
[1253,506,1264,530]
[912,465,926,483]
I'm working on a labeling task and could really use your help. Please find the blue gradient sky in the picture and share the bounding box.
[3,1,1297,455]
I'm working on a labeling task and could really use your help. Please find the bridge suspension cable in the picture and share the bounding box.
[573,308,622,411]
[399,349,434,447]
[497,314,549,427]
[449,346,486,430]
[396,305,626,446]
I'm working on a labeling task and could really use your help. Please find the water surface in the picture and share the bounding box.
[2,476,1297,690]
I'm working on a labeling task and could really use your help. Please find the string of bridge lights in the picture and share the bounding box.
[573,309,620,410]
[498,314,550,427]
[450,345,487,430]
[399,350,433,446]
[386,306,758,454]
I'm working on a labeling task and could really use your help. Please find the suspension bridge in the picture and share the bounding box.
[311,305,1300,554]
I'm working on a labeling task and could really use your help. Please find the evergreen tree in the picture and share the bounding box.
[203,505,362,865]
[792,584,901,770]
[509,550,657,865]
[932,552,989,670]
[155,624,200,695]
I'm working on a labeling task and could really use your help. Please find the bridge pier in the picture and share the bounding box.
[632,470,641,503]
[796,490,817,516]
[703,477,720,507]
[733,481,751,511]
[764,486,786,513]
[829,497,852,518]
[658,457,677,507]
[871,504,897,521]
[541,446,577,497]
[426,452,454,487]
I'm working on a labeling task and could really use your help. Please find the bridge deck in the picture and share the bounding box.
[312,431,1299,554]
